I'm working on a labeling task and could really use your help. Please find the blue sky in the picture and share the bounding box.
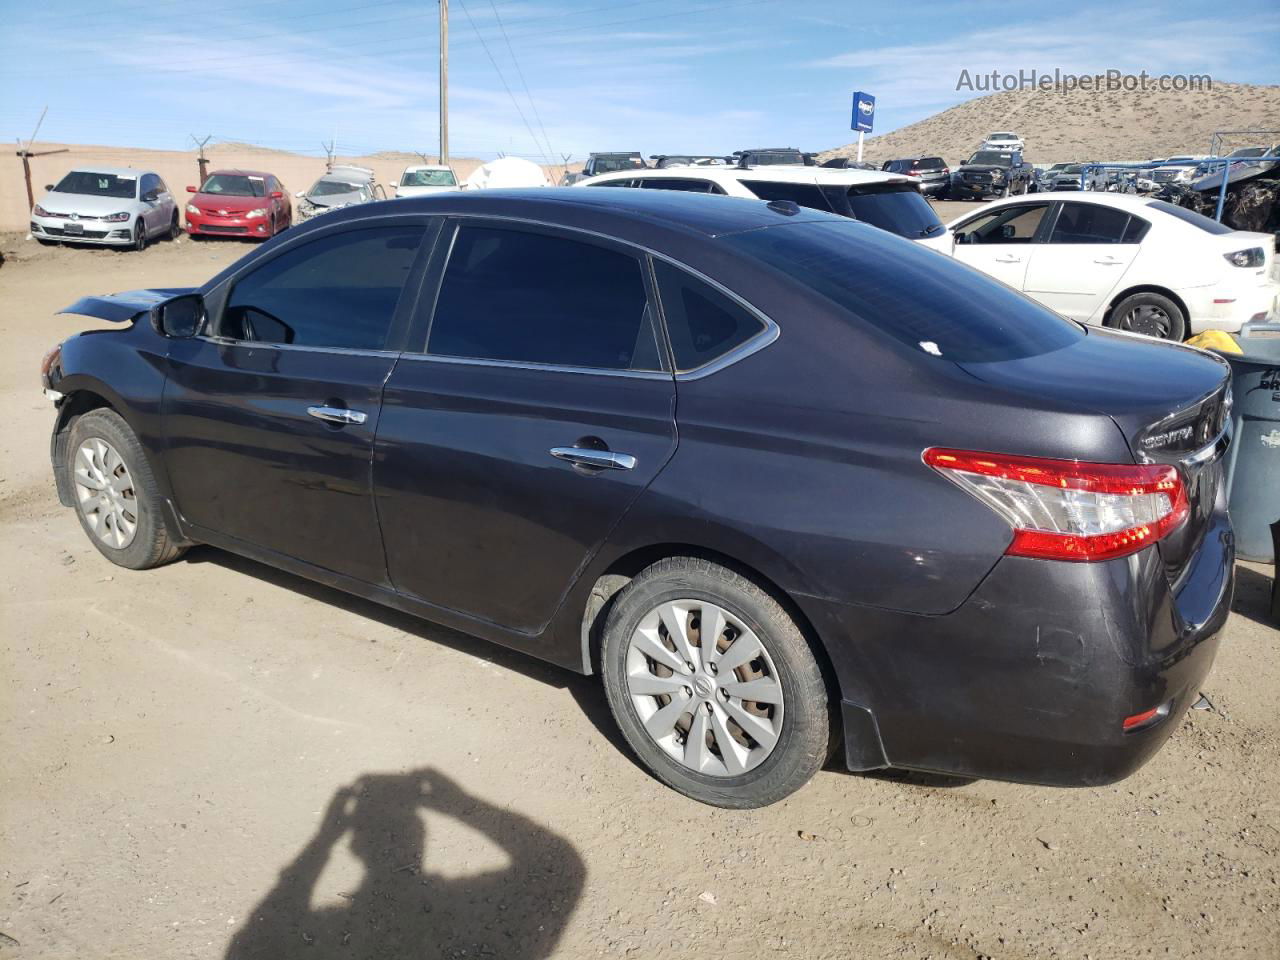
[1,0,1276,162]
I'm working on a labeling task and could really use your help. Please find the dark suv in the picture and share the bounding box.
[44,189,1232,808]
[951,150,1034,198]
[881,156,950,196]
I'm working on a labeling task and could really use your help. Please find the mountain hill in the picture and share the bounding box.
[821,82,1280,166]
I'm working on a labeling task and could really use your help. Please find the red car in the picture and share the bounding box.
[185,169,291,240]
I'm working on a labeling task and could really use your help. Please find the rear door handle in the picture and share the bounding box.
[550,447,637,471]
[307,405,368,425]
[1093,257,1124,265]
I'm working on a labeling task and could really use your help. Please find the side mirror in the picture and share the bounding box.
[142,190,159,202]
[294,191,304,199]
[999,224,1016,240]
[44,183,54,191]
[187,185,197,193]
[954,231,969,245]
[270,190,283,199]
[152,294,204,339]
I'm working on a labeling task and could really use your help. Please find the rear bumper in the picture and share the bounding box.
[803,510,1234,785]
[1182,281,1280,334]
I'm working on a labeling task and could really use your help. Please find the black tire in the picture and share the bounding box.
[1105,291,1187,341]
[66,409,185,570]
[600,557,832,808]
[133,220,147,252]
[168,211,180,240]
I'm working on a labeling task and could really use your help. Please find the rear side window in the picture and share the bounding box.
[427,225,661,372]
[1049,203,1133,244]
[590,178,636,188]
[222,226,424,349]
[653,261,766,372]
[739,180,832,212]
[883,160,911,173]
[1146,199,1234,235]
[725,220,1083,363]
[638,178,723,194]
[845,185,944,238]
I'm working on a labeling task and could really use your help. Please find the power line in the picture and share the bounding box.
[454,0,554,167]
[486,0,558,168]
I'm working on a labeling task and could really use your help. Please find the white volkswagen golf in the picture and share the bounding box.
[920,192,1278,339]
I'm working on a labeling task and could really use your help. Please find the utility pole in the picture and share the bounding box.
[15,107,67,213]
[191,134,212,186]
[439,0,449,166]
[321,139,336,170]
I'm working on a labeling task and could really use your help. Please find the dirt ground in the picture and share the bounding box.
[1,216,1278,960]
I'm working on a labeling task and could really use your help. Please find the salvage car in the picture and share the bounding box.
[395,165,460,197]
[31,167,179,250]
[185,169,291,241]
[981,131,1025,152]
[43,188,1234,807]
[295,165,384,221]
[560,152,646,185]
[919,191,1279,337]
[881,156,950,196]
[575,165,946,242]
[949,150,1034,198]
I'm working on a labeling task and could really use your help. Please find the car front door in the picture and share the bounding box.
[374,219,678,634]
[161,219,434,585]
[153,175,174,232]
[138,174,159,235]
[950,201,1051,289]
[1022,202,1144,322]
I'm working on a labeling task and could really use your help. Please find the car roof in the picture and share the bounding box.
[402,164,451,171]
[307,186,842,240]
[207,168,273,178]
[60,166,150,178]
[949,191,1182,222]
[578,165,911,188]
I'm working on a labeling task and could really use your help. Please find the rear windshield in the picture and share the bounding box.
[723,220,1083,363]
[53,171,136,199]
[310,179,361,197]
[592,156,644,173]
[846,185,944,238]
[1146,199,1234,234]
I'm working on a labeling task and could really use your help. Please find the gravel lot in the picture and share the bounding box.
[1,213,1278,959]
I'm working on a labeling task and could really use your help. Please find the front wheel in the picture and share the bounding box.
[600,557,832,808]
[1106,291,1187,341]
[168,211,180,240]
[67,409,185,569]
[132,220,147,252]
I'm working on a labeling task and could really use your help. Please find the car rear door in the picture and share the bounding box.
[950,201,1051,289]
[1022,202,1144,322]
[161,217,434,585]
[374,218,677,634]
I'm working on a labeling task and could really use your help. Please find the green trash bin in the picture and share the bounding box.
[1216,322,1280,563]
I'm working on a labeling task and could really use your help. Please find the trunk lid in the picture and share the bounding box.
[959,327,1231,585]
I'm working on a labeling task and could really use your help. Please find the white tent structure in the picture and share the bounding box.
[463,156,550,190]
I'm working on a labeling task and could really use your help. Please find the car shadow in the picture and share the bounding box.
[223,767,585,960]
[180,546,644,771]
[1232,562,1278,627]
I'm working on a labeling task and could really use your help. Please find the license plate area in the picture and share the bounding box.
[63,222,84,235]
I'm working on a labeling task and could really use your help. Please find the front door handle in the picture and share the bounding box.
[1093,257,1124,265]
[307,405,368,425]
[550,447,637,471]
[994,254,1022,263]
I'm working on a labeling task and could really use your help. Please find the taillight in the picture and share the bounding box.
[923,448,1189,562]
[1223,247,1264,268]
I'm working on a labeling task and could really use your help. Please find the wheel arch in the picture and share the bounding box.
[51,387,119,506]
[1102,284,1190,331]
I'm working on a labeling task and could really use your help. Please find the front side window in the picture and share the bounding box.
[588,178,636,188]
[956,203,1049,244]
[638,178,720,193]
[221,226,425,350]
[739,180,831,212]
[427,225,660,372]
[1049,203,1133,244]
[653,261,766,372]
[53,171,137,199]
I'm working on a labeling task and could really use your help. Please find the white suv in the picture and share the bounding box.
[574,165,947,243]
[920,192,1278,338]
[981,131,1026,152]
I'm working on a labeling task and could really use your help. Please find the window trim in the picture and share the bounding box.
[1044,201,1147,246]
[406,214,779,381]
[952,200,1055,245]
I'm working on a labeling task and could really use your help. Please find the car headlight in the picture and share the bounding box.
[102,212,131,222]
[186,203,201,215]
[245,208,268,220]
[1224,247,1265,268]
[991,170,1006,180]
[33,204,50,217]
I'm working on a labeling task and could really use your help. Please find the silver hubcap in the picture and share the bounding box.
[73,438,139,548]
[626,599,784,777]
[1120,304,1172,339]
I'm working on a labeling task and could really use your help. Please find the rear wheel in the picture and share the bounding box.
[600,557,831,808]
[67,409,185,569]
[1106,291,1187,341]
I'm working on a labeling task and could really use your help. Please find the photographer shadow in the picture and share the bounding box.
[225,768,585,960]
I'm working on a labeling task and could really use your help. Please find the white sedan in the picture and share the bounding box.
[919,192,1278,339]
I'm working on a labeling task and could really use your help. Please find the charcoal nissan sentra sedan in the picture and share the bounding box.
[41,188,1234,808]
